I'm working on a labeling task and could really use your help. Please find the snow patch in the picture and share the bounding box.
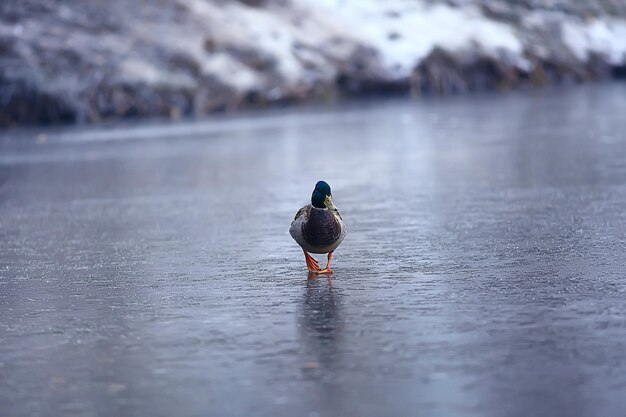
[200,53,262,92]
[563,18,626,64]
[303,0,528,77]
[118,59,196,88]
[182,0,532,87]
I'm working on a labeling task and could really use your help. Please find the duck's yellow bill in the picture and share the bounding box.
[324,195,337,210]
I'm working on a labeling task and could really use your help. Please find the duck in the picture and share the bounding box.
[290,181,346,274]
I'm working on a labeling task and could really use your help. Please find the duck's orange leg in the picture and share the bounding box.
[303,249,321,272]
[316,252,333,274]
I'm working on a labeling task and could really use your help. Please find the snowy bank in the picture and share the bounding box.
[1,0,626,126]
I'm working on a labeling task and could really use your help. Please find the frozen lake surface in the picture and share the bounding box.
[1,84,626,417]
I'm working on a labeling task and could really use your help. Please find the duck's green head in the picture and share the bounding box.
[311,180,337,210]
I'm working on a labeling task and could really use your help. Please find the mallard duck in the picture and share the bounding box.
[290,181,346,274]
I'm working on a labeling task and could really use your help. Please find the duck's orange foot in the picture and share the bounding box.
[303,251,334,274]
[303,250,321,272]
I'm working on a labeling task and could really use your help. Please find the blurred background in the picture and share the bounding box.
[1,0,626,126]
[1,2,626,417]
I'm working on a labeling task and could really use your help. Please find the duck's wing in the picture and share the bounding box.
[291,204,311,225]
[290,204,312,247]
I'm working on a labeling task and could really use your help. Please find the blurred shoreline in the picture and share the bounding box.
[2,0,626,128]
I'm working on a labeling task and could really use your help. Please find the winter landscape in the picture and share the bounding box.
[1,2,626,417]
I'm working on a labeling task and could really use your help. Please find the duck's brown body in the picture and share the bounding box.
[290,204,345,254]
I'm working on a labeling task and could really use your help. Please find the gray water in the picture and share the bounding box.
[1,84,626,417]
